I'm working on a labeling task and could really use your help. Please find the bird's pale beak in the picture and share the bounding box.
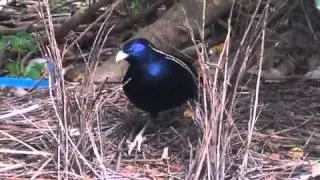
[115,50,129,62]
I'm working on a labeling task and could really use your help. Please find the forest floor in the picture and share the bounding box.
[0,0,320,179]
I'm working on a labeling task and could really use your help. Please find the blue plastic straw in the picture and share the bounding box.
[0,77,49,89]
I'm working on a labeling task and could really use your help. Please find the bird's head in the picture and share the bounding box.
[115,38,153,63]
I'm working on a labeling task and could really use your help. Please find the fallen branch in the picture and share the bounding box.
[111,0,166,33]
[0,24,34,35]
[54,0,115,42]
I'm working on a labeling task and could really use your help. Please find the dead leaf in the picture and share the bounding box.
[288,146,304,160]
[183,108,194,118]
[209,43,224,55]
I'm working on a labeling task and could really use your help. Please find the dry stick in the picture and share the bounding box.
[116,137,126,171]
[0,148,51,157]
[67,47,113,60]
[70,9,116,160]
[0,163,26,173]
[39,1,71,178]
[50,0,82,12]
[0,16,69,27]
[62,5,117,172]
[30,158,53,179]
[85,77,109,124]
[65,4,118,54]
[0,130,51,157]
[0,0,76,35]
[111,0,166,32]
[87,129,108,176]
[180,37,224,62]
[54,0,114,42]
[75,20,118,31]
[66,0,165,52]
[0,104,39,119]
[240,0,269,178]
[229,0,263,112]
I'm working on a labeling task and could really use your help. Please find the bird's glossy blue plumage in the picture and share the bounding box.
[147,63,162,76]
[116,38,198,118]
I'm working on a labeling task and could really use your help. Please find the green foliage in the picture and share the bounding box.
[5,61,45,80]
[24,63,45,79]
[5,61,23,77]
[0,32,37,56]
[0,32,44,79]
[126,0,143,15]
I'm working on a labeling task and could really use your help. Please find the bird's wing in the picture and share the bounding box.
[149,45,198,82]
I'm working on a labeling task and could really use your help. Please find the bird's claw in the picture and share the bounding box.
[127,122,149,155]
[127,131,146,155]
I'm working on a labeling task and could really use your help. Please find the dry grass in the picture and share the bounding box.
[0,0,319,179]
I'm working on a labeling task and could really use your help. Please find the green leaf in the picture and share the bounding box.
[0,32,37,55]
[24,62,46,79]
[5,61,23,76]
[24,67,42,79]
[16,32,30,38]
[0,39,8,54]
[5,58,46,79]
[30,63,45,73]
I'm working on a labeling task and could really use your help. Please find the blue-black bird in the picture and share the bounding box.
[115,38,198,119]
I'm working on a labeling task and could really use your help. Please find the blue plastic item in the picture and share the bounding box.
[0,77,49,89]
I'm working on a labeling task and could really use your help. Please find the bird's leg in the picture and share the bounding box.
[127,120,150,155]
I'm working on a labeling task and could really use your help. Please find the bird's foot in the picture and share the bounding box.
[127,121,150,155]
